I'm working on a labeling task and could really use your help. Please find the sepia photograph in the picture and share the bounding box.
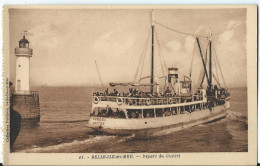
[2,5,257,165]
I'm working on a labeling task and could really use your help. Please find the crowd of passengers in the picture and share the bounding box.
[93,107,126,118]
[93,85,228,100]
[93,87,174,98]
[92,105,202,119]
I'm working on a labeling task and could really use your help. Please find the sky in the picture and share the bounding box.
[9,8,247,88]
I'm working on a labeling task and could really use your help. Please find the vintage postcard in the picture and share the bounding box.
[2,5,257,165]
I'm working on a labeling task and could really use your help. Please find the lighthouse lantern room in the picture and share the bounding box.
[15,35,33,94]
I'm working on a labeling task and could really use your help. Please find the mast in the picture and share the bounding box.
[150,11,154,93]
[151,25,154,93]
[209,29,212,89]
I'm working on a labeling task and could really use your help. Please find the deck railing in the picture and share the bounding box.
[93,95,203,106]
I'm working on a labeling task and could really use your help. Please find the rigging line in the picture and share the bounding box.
[200,40,209,81]
[154,21,208,39]
[197,52,205,87]
[197,40,209,88]
[154,30,162,74]
[212,42,225,87]
[213,47,227,88]
[164,76,167,91]
[139,50,147,81]
[215,55,221,84]
[155,28,168,76]
[139,33,151,82]
[194,35,209,85]
[133,28,151,83]
[154,29,166,77]
[197,37,209,42]
[158,42,165,77]
[189,40,197,77]
[134,29,151,82]
[213,74,221,88]
[139,76,151,82]
[213,49,220,86]
[200,40,210,87]
[95,60,104,88]
[198,40,207,83]
[158,36,168,76]
[197,35,210,84]
[196,40,204,86]
[197,58,205,87]
[197,53,206,88]
[133,55,143,83]
[204,39,209,57]
[155,28,168,91]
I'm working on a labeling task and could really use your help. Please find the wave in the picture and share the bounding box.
[18,135,116,153]
[117,135,135,143]
[226,110,247,124]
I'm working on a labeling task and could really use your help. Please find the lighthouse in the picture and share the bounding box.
[15,36,32,94]
[11,35,40,123]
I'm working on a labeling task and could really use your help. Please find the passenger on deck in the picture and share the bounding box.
[153,92,158,97]
[129,88,133,93]
[144,92,148,97]
[165,87,171,96]
[115,109,120,116]
[159,93,162,97]
[104,88,109,96]
[164,110,172,116]
[109,89,118,96]
[134,111,141,118]
[107,108,114,116]
[120,111,126,118]
[140,92,146,98]
[115,109,125,118]
[137,92,142,97]
[100,108,107,116]
[130,111,136,119]
[134,91,141,97]
[148,93,153,98]
[114,89,119,96]
[127,92,132,97]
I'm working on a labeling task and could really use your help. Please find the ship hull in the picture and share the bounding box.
[87,102,229,137]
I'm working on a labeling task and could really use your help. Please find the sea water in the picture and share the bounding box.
[11,87,248,153]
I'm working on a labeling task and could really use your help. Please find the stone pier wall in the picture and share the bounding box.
[10,94,40,123]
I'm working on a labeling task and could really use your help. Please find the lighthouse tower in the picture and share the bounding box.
[15,36,32,94]
[11,35,40,123]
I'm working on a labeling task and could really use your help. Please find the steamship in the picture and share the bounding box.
[86,16,230,137]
